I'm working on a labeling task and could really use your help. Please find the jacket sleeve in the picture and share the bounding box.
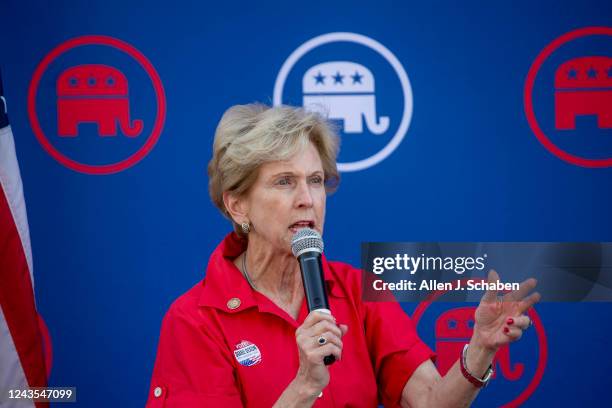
[358,272,435,408]
[146,303,243,407]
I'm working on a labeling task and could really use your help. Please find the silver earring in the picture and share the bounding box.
[241,222,250,234]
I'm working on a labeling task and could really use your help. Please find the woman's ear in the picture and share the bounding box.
[223,191,248,224]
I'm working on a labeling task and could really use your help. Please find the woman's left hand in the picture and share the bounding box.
[472,269,541,351]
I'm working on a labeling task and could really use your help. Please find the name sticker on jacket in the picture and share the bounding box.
[233,340,262,367]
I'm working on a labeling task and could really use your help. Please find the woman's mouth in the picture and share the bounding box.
[289,221,315,233]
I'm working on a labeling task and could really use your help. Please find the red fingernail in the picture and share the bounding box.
[503,327,509,334]
[507,318,514,325]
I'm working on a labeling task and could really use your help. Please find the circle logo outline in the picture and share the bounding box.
[28,35,166,175]
[411,279,548,407]
[523,26,612,168]
[273,32,413,172]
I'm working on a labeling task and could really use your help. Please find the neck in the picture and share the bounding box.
[238,237,304,304]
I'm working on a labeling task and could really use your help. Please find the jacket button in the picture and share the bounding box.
[227,298,241,310]
[153,387,162,397]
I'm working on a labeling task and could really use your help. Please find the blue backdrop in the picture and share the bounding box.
[2,0,612,406]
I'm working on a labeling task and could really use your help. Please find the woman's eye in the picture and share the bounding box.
[310,176,323,184]
[277,177,292,186]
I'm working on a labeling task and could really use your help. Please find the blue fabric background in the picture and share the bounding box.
[2,1,611,406]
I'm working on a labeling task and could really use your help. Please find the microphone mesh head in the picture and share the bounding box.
[291,228,324,257]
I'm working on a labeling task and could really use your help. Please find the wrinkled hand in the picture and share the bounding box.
[294,311,348,393]
[472,270,541,351]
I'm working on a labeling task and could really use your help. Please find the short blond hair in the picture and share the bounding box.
[208,104,340,233]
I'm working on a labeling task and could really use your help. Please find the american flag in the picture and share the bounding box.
[0,69,48,407]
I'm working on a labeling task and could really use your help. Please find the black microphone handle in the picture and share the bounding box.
[297,251,335,366]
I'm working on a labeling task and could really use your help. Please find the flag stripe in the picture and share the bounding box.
[0,125,47,405]
[0,307,35,408]
[0,126,34,281]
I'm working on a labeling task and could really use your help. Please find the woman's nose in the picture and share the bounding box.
[295,180,314,207]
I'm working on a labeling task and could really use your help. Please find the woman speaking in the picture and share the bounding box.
[146,104,540,407]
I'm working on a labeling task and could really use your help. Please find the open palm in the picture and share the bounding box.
[473,270,541,350]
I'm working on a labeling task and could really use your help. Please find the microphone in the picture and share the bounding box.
[291,228,335,365]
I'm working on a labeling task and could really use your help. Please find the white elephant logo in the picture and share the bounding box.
[302,61,389,134]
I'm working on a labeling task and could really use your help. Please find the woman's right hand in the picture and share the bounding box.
[293,310,349,395]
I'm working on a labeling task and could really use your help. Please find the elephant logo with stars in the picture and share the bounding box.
[302,61,389,135]
[274,32,414,172]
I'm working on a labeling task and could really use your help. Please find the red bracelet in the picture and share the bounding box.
[460,344,494,388]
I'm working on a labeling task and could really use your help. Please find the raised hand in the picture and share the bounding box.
[472,270,541,351]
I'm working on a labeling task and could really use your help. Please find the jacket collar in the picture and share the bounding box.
[198,232,343,314]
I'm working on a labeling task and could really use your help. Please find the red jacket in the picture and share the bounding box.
[146,233,434,407]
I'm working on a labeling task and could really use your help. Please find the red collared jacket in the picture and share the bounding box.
[146,233,434,407]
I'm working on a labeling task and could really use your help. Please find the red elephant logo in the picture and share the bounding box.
[555,56,612,130]
[56,64,143,137]
[434,307,524,381]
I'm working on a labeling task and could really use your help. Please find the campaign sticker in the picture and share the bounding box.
[233,340,262,367]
